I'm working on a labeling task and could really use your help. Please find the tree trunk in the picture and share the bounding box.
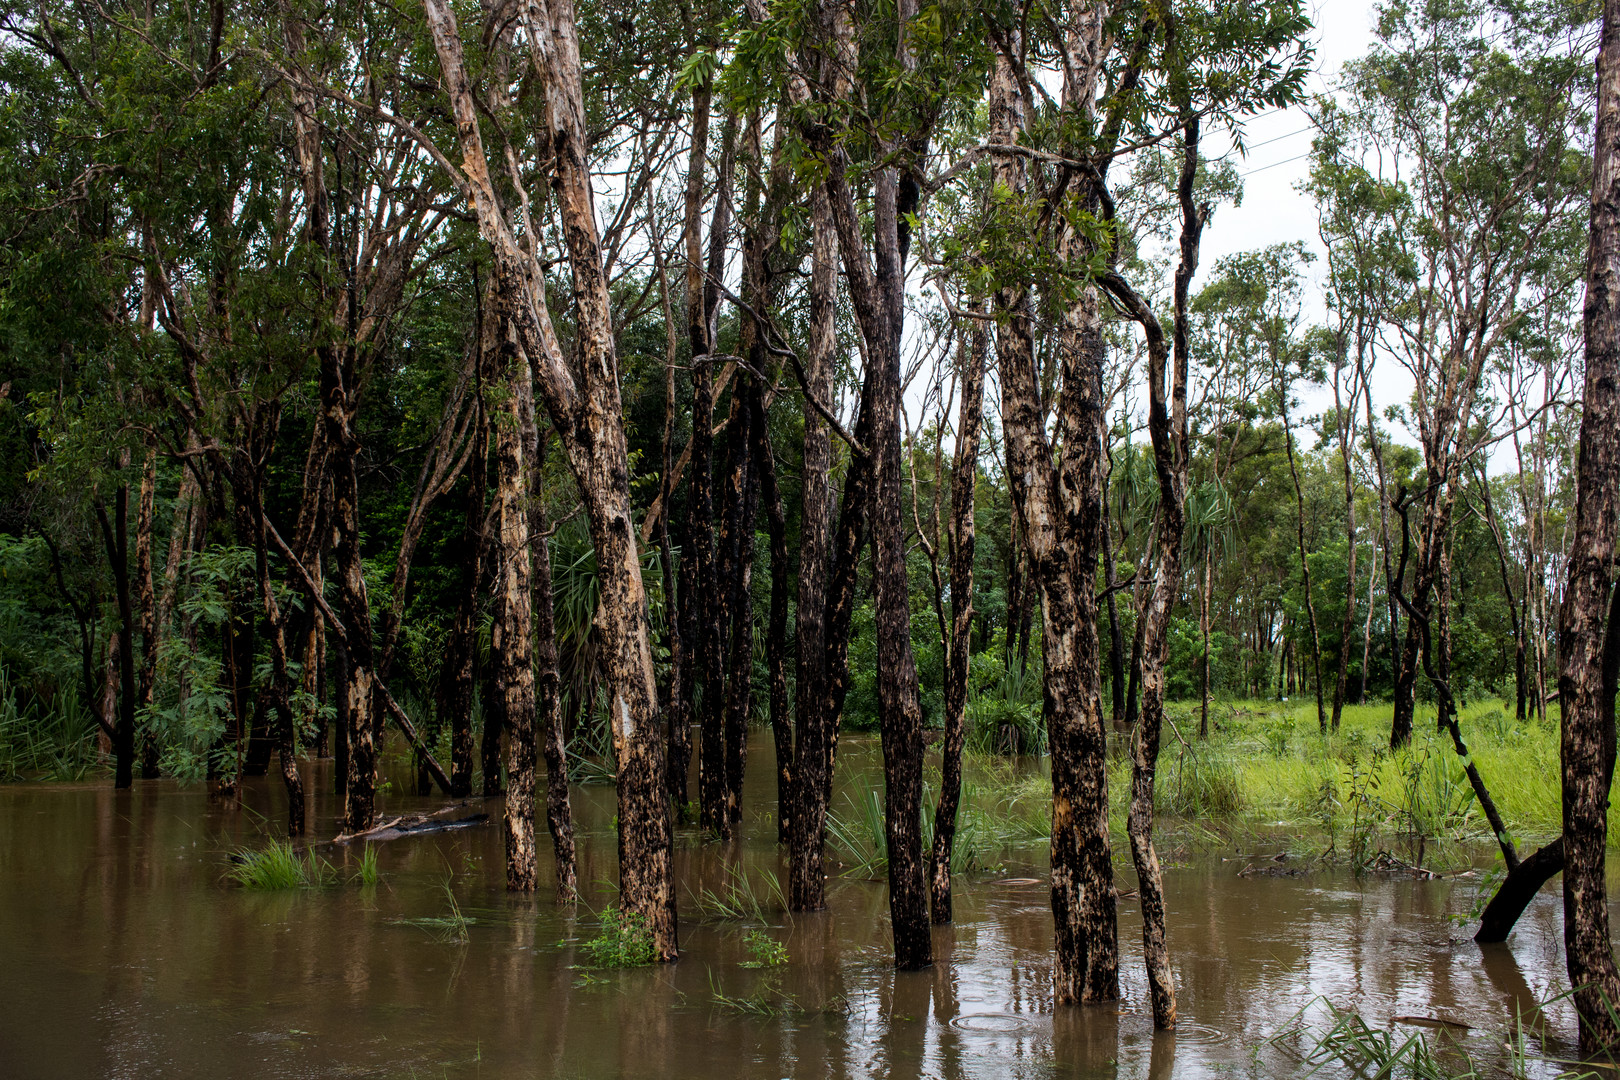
[789,184,844,911]
[491,310,539,893]
[426,0,676,955]
[1102,105,1210,1032]
[752,393,792,846]
[96,484,137,790]
[1561,2,1620,1046]
[1279,387,1327,733]
[718,391,756,836]
[987,42,1117,1003]
[440,398,488,799]
[529,425,578,903]
[930,314,985,923]
[135,443,160,778]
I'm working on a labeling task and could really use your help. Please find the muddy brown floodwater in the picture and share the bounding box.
[0,733,1601,1078]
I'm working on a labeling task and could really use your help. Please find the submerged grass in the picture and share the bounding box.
[690,863,787,922]
[226,841,337,890]
[1260,997,1598,1079]
[226,841,381,890]
[0,665,99,781]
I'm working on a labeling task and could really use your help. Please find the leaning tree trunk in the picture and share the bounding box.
[425,0,676,956]
[930,312,986,923]
[1102,108,1209,1033]
[1561,1,1620,1049]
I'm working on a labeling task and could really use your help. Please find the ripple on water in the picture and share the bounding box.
[950,1012,1037,1034]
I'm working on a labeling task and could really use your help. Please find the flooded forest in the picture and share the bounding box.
[3,0,1620,1075]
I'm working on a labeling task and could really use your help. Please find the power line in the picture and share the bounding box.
[1238,151,1312,177]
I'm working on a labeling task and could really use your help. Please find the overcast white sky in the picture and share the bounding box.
[1196,1,1404,439]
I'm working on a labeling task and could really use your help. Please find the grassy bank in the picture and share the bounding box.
[829,697,1574,877]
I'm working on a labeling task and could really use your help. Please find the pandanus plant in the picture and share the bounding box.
[547,519,667,780]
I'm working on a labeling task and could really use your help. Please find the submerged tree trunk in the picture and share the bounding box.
[441,398,488,799]
[1561,3,1620,1048]
[988,39,1117,1003]
[95,483,136,790]
[491,311,539,893]
[1103,106,1208,1032]
[930,313,986,923]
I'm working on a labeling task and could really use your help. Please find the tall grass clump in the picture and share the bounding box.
[691,863,787,922]
[226,841,336,890]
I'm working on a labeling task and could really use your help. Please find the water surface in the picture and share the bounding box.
[0,735,1591,1078]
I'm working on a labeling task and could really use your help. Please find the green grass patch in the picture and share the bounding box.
[580,909,657,968]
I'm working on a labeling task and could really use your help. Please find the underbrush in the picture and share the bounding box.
[0,665,100,781]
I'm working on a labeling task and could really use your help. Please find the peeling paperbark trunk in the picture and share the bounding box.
[860,173,931,971]
[425,0,675,956]
[929,315,985,923]
[491,312,538,893]
[986,41,1117,1002]
[1561,3,1620,1048]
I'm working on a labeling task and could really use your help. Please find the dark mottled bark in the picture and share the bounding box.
[930,314,985,923]
[789,183,842,910]
[1562,5,1620,1047]
[1475,838,1563,944]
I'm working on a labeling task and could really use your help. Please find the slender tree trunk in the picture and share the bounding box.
[789,184,842,911]
[135,444,160,778]
[930,314,985,923]
[1103,105,1209,1032]
[1332,425,1357,733]
[1279,390,1327,733]
[441,400,488,799]
[1199,547,1212,738]
[718,393,756,836]
[1102,479,1128,728]
[752,394,792,846]
[529,427,578,903]
[96,484,137,790]
[1561,4,1620,1047]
